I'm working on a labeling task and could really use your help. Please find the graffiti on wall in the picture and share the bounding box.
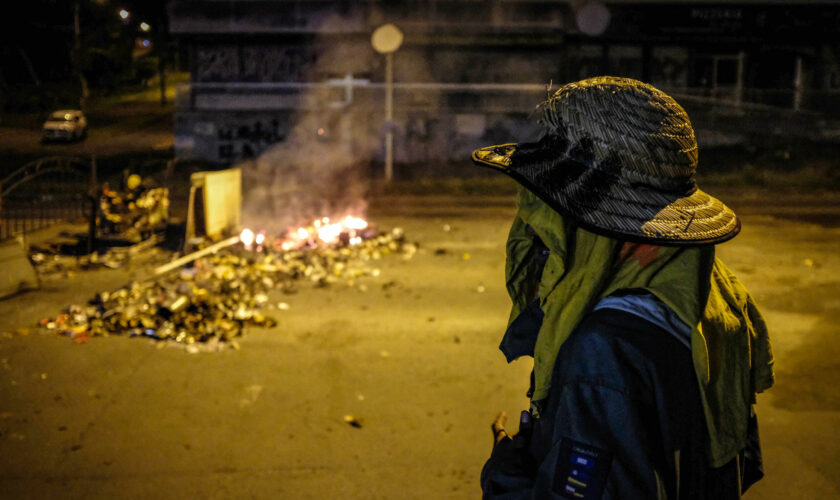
[216,117,291,161]
[196,46,240,82]
[195,45,321,83]
[242,46,319,82]
[652,47,689,87]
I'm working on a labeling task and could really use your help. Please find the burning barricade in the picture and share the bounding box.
[100,174,169,243]
[37,216,416,351]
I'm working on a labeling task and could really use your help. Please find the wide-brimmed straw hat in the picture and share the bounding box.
[472,76,739,246]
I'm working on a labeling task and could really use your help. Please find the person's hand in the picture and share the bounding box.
[491,410,533,450]
[484,410,537,487]
[491,411,509,445]
[484,410,537,486]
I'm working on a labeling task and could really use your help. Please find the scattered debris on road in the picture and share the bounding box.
[30,235,169,277]
[100,175,169,243]
[343,415,364,428]
[35,224,417,351]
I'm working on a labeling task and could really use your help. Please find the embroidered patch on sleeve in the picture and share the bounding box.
[554,438,613,499]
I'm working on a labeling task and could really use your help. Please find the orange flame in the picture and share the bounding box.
[240,228,255,248]
[317,222,343,244]
[342,216,368,230]
[246,215,371,251]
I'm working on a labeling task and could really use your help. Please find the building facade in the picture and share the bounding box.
[169,0,840,167]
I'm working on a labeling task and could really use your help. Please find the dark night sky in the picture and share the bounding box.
[1,0,167,85]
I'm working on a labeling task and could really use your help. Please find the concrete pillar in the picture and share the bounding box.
[0,238,39,299]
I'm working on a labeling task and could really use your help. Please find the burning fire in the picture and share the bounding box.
[241,215,370,252]
[240,228,255,247]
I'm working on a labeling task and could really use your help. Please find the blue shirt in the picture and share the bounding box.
[593,292,691,350]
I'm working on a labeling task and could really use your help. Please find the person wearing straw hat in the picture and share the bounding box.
[474,77,774,499]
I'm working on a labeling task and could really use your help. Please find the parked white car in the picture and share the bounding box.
[42,109,87,142]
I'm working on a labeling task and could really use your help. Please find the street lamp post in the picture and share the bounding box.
[385,51,394,182]
[371,24,403,183]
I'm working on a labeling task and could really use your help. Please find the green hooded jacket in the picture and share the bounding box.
[506,186,774,467]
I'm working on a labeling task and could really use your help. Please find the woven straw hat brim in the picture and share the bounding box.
[473,142,740,246]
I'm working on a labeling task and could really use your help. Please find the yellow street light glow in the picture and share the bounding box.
[119,9,130,20]
[140,22,151,32]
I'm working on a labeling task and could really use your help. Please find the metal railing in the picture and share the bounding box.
[175,81,547,114]
[0,157,97,247]
[173,80,840,163]
[176,80,840,116]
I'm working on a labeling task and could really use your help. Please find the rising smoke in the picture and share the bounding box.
[238,11,378,235]
[236,8,448,235]
[240,113,371,234]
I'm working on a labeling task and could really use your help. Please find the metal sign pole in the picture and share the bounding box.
[385,52,394,183]
[88,155,97,255]
[371,24,403,184]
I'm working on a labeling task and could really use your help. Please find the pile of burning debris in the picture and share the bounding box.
[100,174,169,243]
[38,216,416,351]
[30,236,168,277]
[25,175,170,277]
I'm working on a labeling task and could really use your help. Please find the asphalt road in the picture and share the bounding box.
[1,191,839,499]
[0,102,173,172]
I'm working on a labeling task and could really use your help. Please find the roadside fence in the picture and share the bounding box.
[0,157,97,250]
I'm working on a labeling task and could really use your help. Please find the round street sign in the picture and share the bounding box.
[371,24,404,54]
[575,2,611,36]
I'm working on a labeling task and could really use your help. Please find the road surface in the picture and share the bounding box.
[0,190,839,499]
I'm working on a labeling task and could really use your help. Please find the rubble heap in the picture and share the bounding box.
[38,227,416,350]
[100,174,169,242]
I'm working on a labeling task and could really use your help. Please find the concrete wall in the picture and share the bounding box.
[169,1,840,166]
[0,238,38,299]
